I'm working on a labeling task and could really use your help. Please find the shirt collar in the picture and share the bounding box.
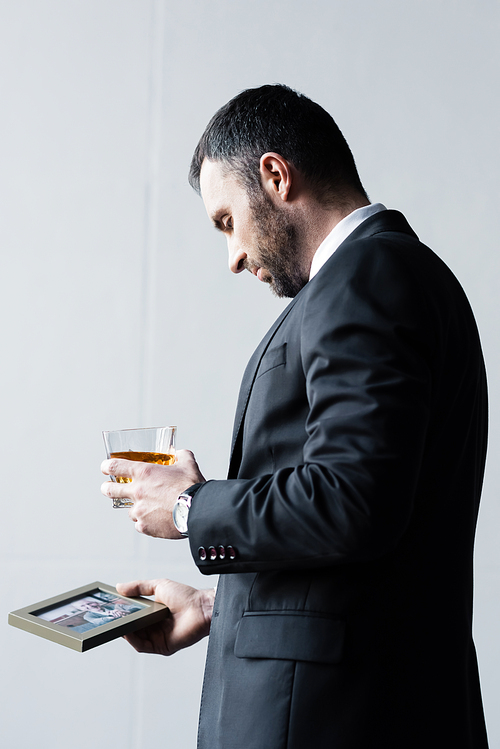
[309,203,387,280]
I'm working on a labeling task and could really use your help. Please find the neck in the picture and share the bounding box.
[297,193,370,275]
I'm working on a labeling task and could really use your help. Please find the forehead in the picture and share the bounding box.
[199,159,248,221]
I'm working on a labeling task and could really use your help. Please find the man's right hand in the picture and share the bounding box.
[116,579,215,656]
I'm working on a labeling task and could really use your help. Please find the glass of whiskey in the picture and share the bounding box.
[102,426,177,508]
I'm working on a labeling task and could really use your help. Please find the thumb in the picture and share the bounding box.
[175,449,197,465]
[116,579,161,599]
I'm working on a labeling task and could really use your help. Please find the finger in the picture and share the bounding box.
[100,459,114,475]
[100,480,132,500]
[101,458,135,478]
[122,631,155,653]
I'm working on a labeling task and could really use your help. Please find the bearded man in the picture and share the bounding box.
[101,85,489,749]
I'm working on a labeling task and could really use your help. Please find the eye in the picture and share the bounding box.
[223,216,233,231]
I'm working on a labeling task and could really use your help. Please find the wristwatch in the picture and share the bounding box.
[172,483,203,537]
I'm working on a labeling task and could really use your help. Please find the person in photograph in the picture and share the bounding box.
[102,85,489,748]
[73,599,141,627]
[92,591,117,603]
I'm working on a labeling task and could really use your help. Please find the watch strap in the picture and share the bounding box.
[173,483,204,536]
[179,483,204,501]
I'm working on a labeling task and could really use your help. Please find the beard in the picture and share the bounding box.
[246,189,309,298]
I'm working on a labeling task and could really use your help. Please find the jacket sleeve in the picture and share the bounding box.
[188,239,435,574]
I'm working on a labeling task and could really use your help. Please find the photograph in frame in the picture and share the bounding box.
[8,581,168,652]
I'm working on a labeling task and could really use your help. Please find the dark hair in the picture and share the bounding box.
[188,84,367,203]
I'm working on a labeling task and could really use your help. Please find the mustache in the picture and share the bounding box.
[243,259,273,284]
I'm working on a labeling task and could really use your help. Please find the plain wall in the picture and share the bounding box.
[1,1,499,747]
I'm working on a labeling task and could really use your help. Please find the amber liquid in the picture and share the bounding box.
[110,450,175,483]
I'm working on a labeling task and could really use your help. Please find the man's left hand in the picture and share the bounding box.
[100,449,205,538]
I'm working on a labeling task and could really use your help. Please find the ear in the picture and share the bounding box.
[259,153,293,203]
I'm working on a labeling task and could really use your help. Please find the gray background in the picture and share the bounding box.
[1,1,499,747]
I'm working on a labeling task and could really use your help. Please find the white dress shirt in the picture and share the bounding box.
[309,203,387,280]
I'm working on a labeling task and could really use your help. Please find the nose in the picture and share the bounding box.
[228,243,247,274]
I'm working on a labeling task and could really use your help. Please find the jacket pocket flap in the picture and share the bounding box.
[234,611,345,664]
[256,343,287,378]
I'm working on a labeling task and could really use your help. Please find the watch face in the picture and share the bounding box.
[173,500,189,533]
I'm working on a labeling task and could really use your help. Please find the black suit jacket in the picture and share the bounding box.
[188,211,489,748]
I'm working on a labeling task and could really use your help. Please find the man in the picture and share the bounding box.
[101,85,489,748]
[72,599,141,629]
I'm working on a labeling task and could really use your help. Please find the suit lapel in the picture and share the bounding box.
[227,294,301,477]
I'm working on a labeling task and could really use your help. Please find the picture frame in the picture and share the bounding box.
[8,581,168,652]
